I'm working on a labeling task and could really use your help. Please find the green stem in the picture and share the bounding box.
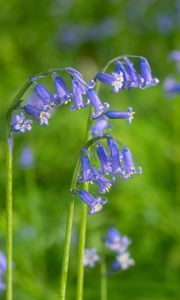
[76,183,88,300]
[6,140,13,300]
[101,258,107,300]
[59,158,81,300]
[59,197,75,300]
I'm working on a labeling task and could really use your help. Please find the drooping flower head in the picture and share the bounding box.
[96,56,159,91]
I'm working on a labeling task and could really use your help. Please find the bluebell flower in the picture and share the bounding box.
[78,154,99,183]
[121,147,142,179]
[77,190,107,214]
[94,174,112,194]
[86,89,109,119]
[164,76,180,97]
[70,78,87,110]
[107,138,122,174]
[105,107,135,124]
[91,116,110,137]
[83,248,100,267]
[11,112,33,133]
[24,105,51,126]
[66,67,88,89]
[34,84,53,106]
[20,147,34,168]
[114,61,131,88]
[124,57,143,88]
[96,71,124,93]
[53,75,72,105]
[106,227,131,253]
[96,144,112,174]
[0,252,7,291]
[139,57,159,89]
[111,252,135,271]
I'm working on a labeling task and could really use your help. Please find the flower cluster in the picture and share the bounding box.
[9,56,159,215]
[83,227,134,272]
[76,136,142,214]
[0,252,7,292]
[105,227,134,271]
[10,56,158,134]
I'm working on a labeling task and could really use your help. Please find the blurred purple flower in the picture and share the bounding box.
[83,248,100,267]
[169,51,180,62]
[164,76,180,97]
[105,227,131,253]
[111,252,135,271]
[0,252,7,292]
[20,147,34,168]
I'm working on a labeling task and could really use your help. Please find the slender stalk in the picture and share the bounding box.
[101,258,107,300]
[76,183,88,300]
[59,197,75,300]
[6,140,13,300]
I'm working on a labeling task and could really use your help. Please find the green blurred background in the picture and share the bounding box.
[0,0,180,299]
